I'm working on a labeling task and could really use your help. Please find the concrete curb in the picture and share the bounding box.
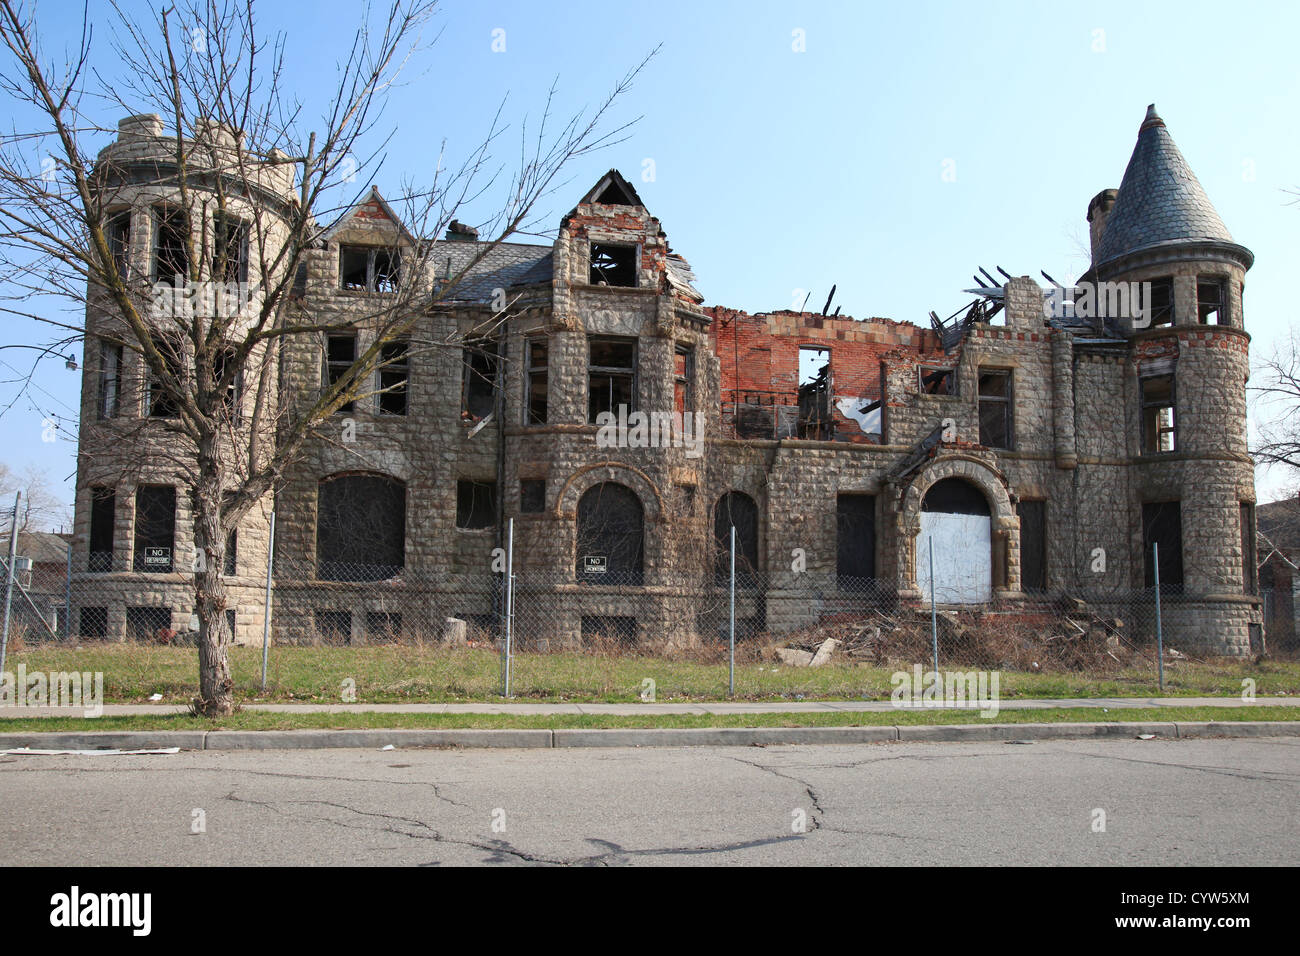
[204,729,551,750]
[896,721,1179,742]
[552,726,900,748]
[2,721,1298,752]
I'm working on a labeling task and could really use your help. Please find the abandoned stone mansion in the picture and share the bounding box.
[70,104,1262,654]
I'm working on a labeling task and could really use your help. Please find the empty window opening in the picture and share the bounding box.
[98,339,122,420]
[213,214,249,284]
[456,479,497,530]
[89,487,115,572]
[316,610,353,645]
[1148,278,1174,326]
[107,211,131,279]
[978,369,1013,449]
[837,494,876,586]
[798,346,832,440]
[1141,374,1176,453]
[377,340,409,416]
[79,606,108,639]
[581,615,637,647]
[1241,502,1257,595]
[520,479,546,514]
[1143,501,1184,593]
[1198,278,1225,325]
[918,365,958,395]
[526,337,548,424]
[589,243,637,287]
[223,529,237,577]
[1017,499,1047,592]
[675,346,695,414]
[316,474,406,581]
[133,485,175,573]
[588,337,636,422]
[211,348,241,421]
[126,606,172,641]
[325,332,357,413]
[714,491,759,587]
[339,244,401,292]
[366,611,402,642]
[461,339,499,421]
[153,207,188,283]
[147,336,184,418]
[576,482,644,585]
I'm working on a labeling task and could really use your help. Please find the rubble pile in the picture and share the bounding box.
[773,598,1140,671]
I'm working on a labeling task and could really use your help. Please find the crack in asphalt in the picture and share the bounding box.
[222,790,807,866]
[1070,749,1300,784]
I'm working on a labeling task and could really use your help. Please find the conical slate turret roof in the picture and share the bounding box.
[1097,105,1234,265]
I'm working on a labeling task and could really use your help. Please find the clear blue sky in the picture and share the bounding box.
[5,0,1299,518]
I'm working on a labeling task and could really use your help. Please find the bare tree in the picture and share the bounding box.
[0,0,649,714]
[1251,327,1300,480]
[0,461,71,531]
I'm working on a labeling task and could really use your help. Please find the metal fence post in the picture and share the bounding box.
[729,524,736,697]
[63,541,72,642]
[260,512,276,693]
[0,492,19,679]
[929,535,939,676]
[503,517,514,698]
[1153,541,1164,692]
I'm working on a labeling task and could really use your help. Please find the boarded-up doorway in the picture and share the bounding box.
[916,478,992,604]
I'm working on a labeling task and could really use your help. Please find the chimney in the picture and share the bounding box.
[117,114,164,140]
[1087,188,1118,267]
[446,220,479,241]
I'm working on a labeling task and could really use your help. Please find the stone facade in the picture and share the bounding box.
[70,107,1262,655]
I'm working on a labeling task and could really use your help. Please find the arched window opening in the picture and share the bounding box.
[576,482,644,585]
[714,491,759,587]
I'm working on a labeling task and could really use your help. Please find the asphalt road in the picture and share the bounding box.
[2,738,1296,866]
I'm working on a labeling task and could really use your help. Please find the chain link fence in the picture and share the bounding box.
[3,519,1291,702]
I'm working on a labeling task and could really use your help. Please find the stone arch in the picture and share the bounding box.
[899,456,1019,596]
[555,461,663,522]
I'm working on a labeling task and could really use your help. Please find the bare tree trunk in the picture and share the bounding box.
[193,438,233,716]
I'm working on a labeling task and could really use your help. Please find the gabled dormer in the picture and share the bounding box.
[322,186,414,294]
[556,169,702,304]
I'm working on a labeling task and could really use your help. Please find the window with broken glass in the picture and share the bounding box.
[589,243,637,287]
[1147,278,1174,326]
[1197,277,1226,325]
[1140,374,1176,453]
[674,345,694,414]
[377,340,409,416]
[588,337,636,422]
[213,214,249,284]
[977,369,1013,449]
[107,211,131,279]
[462,339,499,422]
[918,365,958,395]
[153,207,188,283]
[525,337,548,425]
[339,244,401,292]
[324,332,357,413]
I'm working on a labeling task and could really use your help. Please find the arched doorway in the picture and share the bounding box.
[576,482,644,585]
[916,477,991,603]
[713,491,759,586]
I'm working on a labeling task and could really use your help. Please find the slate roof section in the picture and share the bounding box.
[1097,105,1235,265]
[431,240,554,303]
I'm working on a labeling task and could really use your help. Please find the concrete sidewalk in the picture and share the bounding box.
[0,695,1294,718]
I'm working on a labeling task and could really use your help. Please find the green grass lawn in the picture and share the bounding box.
[7,643,1299,704]
[0,705,1295,734]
